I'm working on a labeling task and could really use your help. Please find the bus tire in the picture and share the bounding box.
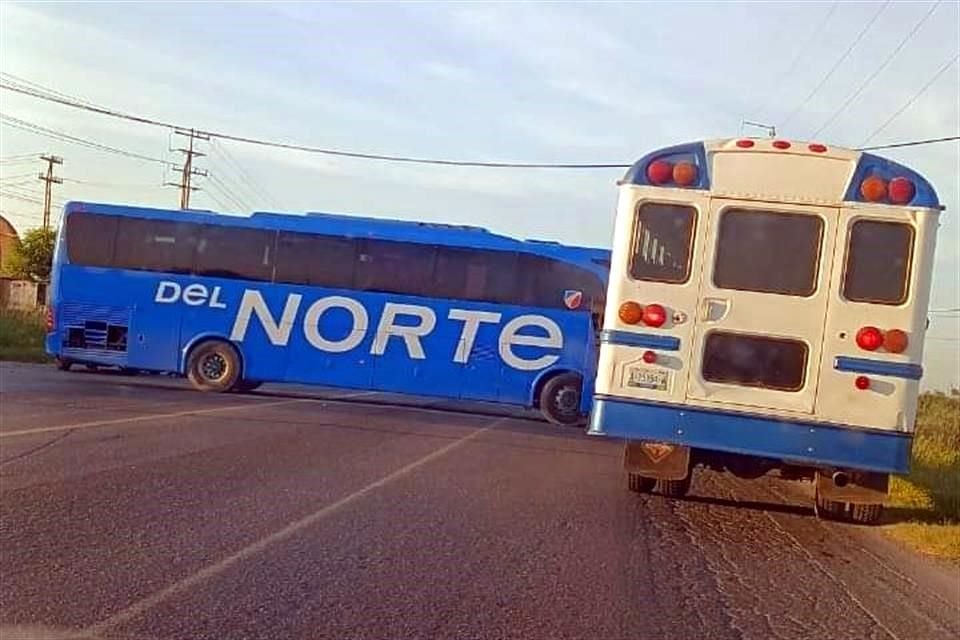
[539,372,584,426]
[186,340,242,393]
[850,503,883,525]
[628,473,656,493]
[233,380,262,393]
[814,491,847,521]
[656,475,691,498]
[55,357,73,371]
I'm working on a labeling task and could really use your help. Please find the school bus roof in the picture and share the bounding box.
[621,138,941,210]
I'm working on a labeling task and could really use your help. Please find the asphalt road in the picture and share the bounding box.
[1,362,957,640]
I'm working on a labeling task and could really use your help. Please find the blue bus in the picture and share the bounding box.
[46,202,610,425]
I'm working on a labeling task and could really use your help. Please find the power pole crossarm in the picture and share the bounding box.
[38,154,63,230]
[168,128,209,209]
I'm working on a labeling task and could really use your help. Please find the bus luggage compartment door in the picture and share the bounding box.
[684,200,839,415]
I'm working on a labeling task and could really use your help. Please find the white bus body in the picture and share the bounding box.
[588,138,943,524]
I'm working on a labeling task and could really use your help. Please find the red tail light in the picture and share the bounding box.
[888,177,915,205]
[855,326,884,351]
[854,375,871,390]
[619,301,643,325]
[642,350,657,364]
[646,160,674,185]
[642,304,667,328]
[45,307,54,332]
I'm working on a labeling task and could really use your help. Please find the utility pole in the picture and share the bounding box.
[165,128,209,209]
[38,155,63,230]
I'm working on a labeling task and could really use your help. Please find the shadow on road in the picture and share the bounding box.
[675,493,815,518]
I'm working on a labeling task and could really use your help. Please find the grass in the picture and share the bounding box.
[884,392,960,559]
[0,308,50,363]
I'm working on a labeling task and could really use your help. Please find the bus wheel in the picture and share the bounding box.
[186,341,241,393]
[628,473,656,493]
[656,475,692,498]
[233,380,262,393]
[55,357,73,371]
[850,503,883,525]
[539,373,583,426]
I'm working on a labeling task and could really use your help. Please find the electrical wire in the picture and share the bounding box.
[209,139,282,209]
[810,1,942,139]
[0,76,955,166]
[859,53,960,147]
[780,1,890,129]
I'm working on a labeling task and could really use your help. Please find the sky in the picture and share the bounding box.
[0,0,958,390]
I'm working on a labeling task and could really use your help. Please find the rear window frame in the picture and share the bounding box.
[628,201,699,285]
[841,218,915,306]
[711,207,825,298]
[701,330,809,393]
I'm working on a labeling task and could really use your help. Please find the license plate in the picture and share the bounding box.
[628,367,668,391]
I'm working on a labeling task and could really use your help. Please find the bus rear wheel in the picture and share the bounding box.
[55,357,73,371]
[539,373,583,426]
[628,473,656,493]
[656,476,692,498]
[187,340,241,393]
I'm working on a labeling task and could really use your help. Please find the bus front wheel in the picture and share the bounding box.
[186,340,242,393]
[539,373,584,426]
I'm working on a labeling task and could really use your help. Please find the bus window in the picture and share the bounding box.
[274,232,356,289]
[482,251,519,305]
[713,209,822,297]
[195,225,275,281]
[65,212,117,268]
[356,239,437,297]
[629,203,696,284]
[702,331,808,392]
[842,220,914,305]
[434,246,485,301]
[113,217,198,275]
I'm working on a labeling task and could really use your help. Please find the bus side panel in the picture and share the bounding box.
[815,207,938,432]
[367,296,464,399]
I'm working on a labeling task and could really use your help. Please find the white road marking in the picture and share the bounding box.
[87,421,496,635]
[0,390,383,440]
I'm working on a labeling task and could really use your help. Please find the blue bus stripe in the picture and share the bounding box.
[600,330,680,351]
[833,356,922,380]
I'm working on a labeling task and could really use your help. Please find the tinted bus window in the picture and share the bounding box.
[434,246,485,301]
[274,232,357,289]
[630,203,696,284]
[518,254,604,309]
[843,220,914,305]
[356,239,436,297]
[195,225,275,281]
[714,209,822,297]
[113,217,198,274]
[483,251,519,305]
[702,331,808,392]
[65,212,117,267]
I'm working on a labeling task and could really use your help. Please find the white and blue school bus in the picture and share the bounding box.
[588,138,943,524]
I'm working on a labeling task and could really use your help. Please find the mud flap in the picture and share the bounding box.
[815,470,889,505]
[624,441,691,481]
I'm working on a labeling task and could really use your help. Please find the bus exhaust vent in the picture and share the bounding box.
[60,303,131,364]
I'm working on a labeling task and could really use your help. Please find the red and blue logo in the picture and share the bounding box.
[563,289,583,310]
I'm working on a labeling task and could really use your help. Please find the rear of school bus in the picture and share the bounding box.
[588,138,942,524]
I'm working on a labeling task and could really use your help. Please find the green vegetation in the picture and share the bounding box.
[0,308,49,362]
[2,227,56,281]
[885,392,960,559]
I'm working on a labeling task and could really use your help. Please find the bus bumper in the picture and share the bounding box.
[588,396,913,475]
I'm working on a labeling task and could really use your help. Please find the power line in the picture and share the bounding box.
[206,173,251,212]
[859,135,959,151]
[0,80,630,169]
[780,1,890,130]
[0,76,955,169]
[859,53,960,147]
[759,2,840,122]
[810,1,941,139]
[209,138,282,209]
[0,113,171,165]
